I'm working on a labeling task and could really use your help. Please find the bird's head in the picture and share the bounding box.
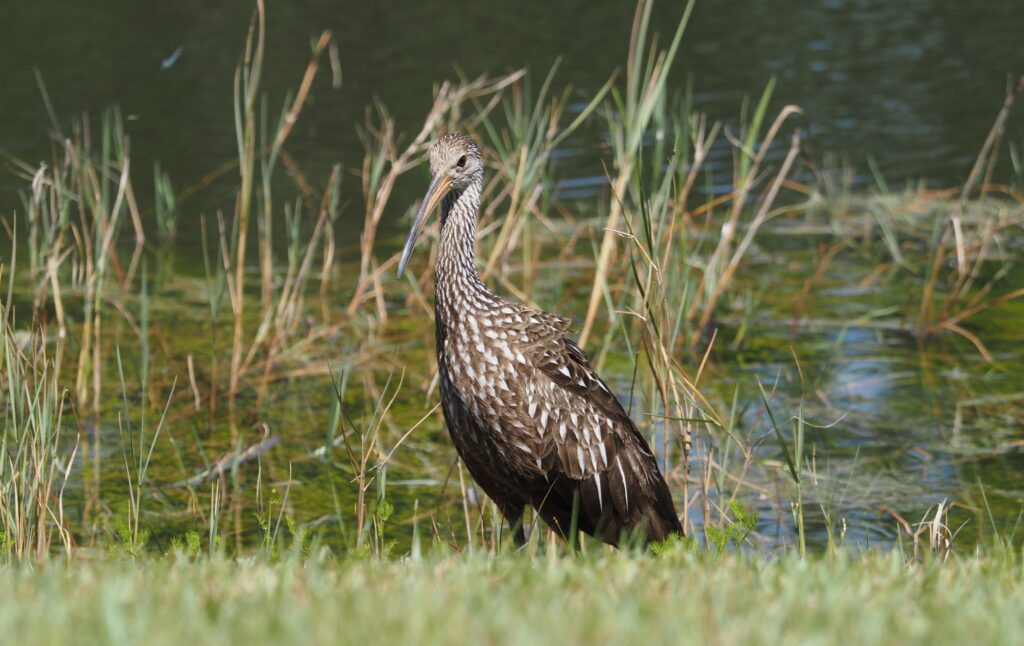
[397,133,483,278]
[429,132,484,188]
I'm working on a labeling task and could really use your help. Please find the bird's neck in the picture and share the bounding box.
[435,177,491,313]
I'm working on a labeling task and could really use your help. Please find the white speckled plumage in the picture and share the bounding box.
[405,133,682,546]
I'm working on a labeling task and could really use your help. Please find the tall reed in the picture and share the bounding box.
[0,317,76,561]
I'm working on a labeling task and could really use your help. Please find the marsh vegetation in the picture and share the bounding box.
[0,1,1023,640]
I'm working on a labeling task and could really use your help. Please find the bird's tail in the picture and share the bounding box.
[643,506,684,543]
[643,479,684,543]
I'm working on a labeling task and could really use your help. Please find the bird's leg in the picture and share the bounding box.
[567,490,582,553]
[513,524,527,549]
[497,501,526,548]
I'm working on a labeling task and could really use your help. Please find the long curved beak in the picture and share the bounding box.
[397,172,451,279]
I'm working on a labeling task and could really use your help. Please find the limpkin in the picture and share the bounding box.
[398,133,682,546]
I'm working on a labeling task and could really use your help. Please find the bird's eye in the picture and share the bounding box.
[456,155,467,168]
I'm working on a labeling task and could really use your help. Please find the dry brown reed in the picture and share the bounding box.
[917,74,1024,354]
[346,71,527,318]
[0,316,77,561]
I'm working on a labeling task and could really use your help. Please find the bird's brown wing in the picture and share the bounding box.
[518,317,681,543]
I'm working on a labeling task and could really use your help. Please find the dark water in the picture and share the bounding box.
[3,0,1023,216]
[1,1,1023,552]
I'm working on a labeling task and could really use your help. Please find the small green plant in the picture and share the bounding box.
[154,162,177,240]
[255,484,312,560]
[256,486,282,560]
[649,533,698,556]
[169,531,203,559]
[283,514,311,558]
[706,500,759,554]
[109,518,151,558]
[371,467,397,557]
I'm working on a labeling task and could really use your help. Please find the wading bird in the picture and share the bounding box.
[398,133,682,546]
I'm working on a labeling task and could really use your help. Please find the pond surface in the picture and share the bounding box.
[3,0,1023,215]
[1,1,1023,553]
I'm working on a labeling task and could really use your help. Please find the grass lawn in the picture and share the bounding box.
[2,548,1022,645]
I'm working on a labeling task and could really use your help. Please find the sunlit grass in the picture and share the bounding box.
[2,549,1023,644]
